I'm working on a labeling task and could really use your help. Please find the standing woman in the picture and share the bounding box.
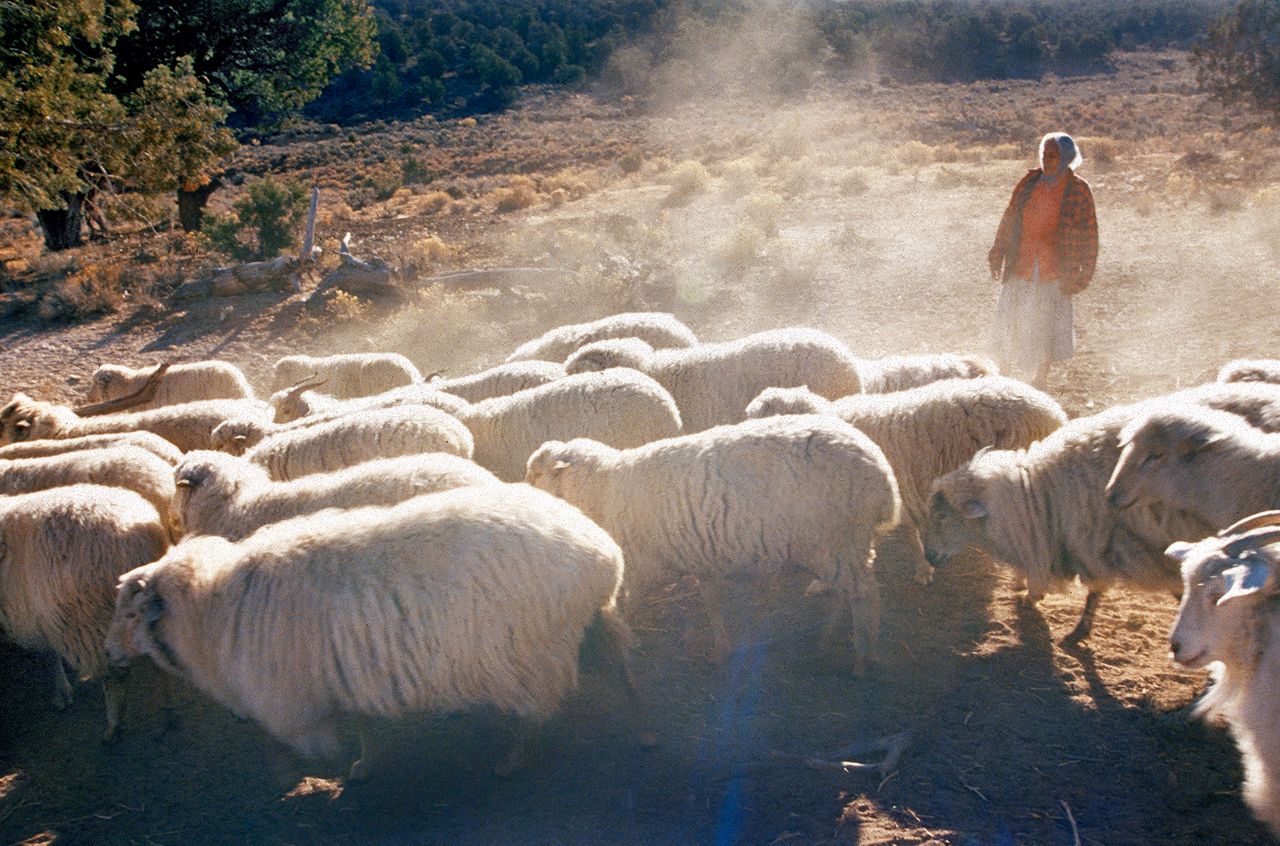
[987,132,1098,389]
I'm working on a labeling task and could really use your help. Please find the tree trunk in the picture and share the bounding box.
[177,177,222,233]
[35,192,86,252]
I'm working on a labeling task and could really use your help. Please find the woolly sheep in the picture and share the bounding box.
[456,368,682,481]
[1106,404,1280,530]
[105,484,632,781]
[0,393,271,452]
[0,484,168,739]
[746,377,1066,582]
[856,353,997,394]
[504,311,698,363]
[0,431,182,465]
[0,446,178,537]
[271,353,421,398]
[564,328,862,433]
[85,361,254,409]
[242,404,474,480]
[172,450,499,540]
[428,360,565,403]
[1218,359,1280,386]
[926,404,1217,644]
[1165,512,1280,837]
[268,381,469,425]
[525,414,900,672]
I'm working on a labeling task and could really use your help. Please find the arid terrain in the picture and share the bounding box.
[2,48,1279,844]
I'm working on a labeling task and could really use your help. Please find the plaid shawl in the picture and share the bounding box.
[988,169,1098,294]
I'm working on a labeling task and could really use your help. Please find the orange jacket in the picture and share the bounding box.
[988,169,1098,294]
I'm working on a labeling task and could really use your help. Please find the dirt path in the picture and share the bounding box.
[2,50,1278,844]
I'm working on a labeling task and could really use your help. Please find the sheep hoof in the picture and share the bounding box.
[101,724,120,744]
[911,561,935,586]
[347,758,373,784]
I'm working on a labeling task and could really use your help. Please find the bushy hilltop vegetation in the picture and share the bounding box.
[306,0,1234,123]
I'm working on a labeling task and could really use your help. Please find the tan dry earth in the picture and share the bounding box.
[1,50,1278,844]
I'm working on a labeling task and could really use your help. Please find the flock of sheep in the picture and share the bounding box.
[2,311,1280,835]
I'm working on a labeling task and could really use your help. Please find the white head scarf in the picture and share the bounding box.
[1039,132,1083,177]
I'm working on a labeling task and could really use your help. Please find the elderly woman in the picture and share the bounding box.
[987,132,1098,389]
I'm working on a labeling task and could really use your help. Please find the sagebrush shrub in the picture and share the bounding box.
[203,178,309,261]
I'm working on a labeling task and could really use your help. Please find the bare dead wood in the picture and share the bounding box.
[305,233,403,311]
[74,362,173,416]
[765,731,911,778]
[299,187,320,268]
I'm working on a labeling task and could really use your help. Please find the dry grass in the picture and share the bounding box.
[492,176,540,213]
[663,160,711,207]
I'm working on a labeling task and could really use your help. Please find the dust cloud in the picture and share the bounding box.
[357,2,1277,411]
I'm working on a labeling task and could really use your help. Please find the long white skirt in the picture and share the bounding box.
[988,263,1075,374]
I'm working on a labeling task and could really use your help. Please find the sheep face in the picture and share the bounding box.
[0,395,56,445]
[1167,532,1280,671]
[105,563,168,670]
[923,470,994,564]
[525,441,575,497]
[86,366,126,403]
[171,454,241,537]
[1105,411,1227,511]
[210,418,268,455]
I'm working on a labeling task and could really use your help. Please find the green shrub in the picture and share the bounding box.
[203,178,309,261]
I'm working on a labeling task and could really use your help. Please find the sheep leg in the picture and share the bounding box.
[823,563,880,675]
[1060,589,1103,646]
[495,719,543,777]
[894,524,934,585]
[49,654,74,711]
[696,576,734,665]
[595,607,658,748]
[101,667,130,742]
[348,720,385,784]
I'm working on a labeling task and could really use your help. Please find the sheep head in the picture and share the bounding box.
[744,385,826,419]
[105,562,168,669]
[1167,514,1280,671]
[563,338,653,375]
[1106,406,1234,512]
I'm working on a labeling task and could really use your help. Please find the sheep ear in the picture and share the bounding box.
[1165,541,1196,562]
[232,435,247,446]
[551,459,571,476]
[1218,559,1276,605]
[960,499,987,519]
[14,420,30,431]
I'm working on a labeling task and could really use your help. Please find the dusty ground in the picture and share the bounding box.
[2,49,1279,844]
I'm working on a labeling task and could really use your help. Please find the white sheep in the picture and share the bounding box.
[746,377,1066,582]
[925,405,1210,645]
[105,484,632,781]
[271,352,421,398]
[267,381,469,425]
[856,353,997,393]
[0,446,178,537]
[0,484,169,739]
[563,328,862,433]
[1106,403,1280,530]
[242,404,474,480]
[171,450,499,540]
[0,430,183,465]
[525,414,900,673]
[504,311,698,363]
[456,368,682,481]
[1165,511,1280,838]
[1218,359,1280,386]
[85,360,254,409]
[0,393,272,452]
[428,360,565,403]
